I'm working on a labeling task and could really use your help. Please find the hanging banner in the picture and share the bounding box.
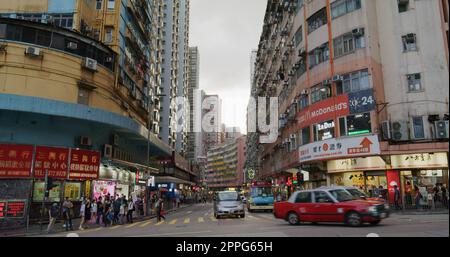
[33,146,69,179]
[0,144,33,178]
[68,149,101,180]
[5,200,27,218]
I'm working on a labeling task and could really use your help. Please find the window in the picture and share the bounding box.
[314,120,335,141]
[398,0,409,13]
[314,191,334,203]
[311,83,332,104]
[295,26,303,46]
[407,73,422,92]
[107,0,115,10]
[0,24,6,38]
[331,0,361,19]
[295,192,312,203]
[300,127,310,146]
[336,69,370,95]
[412,117,425,139]
[299,94,309,110]
[309,43,329,69]
[333,30,365,58]
[105,27,113,43]
[339,113,372,136]
[296,0,304,13]
[96,0,103,10]
[290,135,297,152]
[402,33,417,52]
[307,8,327,34]
[78,88,90,105]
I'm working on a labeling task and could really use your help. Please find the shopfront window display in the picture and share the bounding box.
[401,170,449,208]
[33,181,61,202]
[331,172,387,197]
[64,182,81,201]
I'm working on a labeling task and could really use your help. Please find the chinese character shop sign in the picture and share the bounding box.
[69,149,101,180]
[0,144,33,178]
[33,146,69,179]
[298,135,381,162]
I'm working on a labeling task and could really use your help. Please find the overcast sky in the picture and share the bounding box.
[190,0,268,134]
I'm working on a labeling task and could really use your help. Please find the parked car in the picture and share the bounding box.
[214,191,245,219]
[274,188,390,227]
[319,186,386,203]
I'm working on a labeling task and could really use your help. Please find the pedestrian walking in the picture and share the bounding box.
[113,197,121,225]
[47,203,59,234]
[127,198,134,223]
[414,186,422,209]
[96,197,104,225]
[103,197,111,227]
[119,199,126,225]
[156,197,166,222]
[441,184,448,209]
[84,199,91,229]
[393,185,401,210]
[91,199,97,224]
[79,199,86,230]
[62,197,74,231]
[405,181,413,206]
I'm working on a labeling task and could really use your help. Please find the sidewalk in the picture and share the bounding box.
[391,209,449,215]
[1,204,193,237]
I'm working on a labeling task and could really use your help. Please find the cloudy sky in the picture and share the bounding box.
[190,0,268,134]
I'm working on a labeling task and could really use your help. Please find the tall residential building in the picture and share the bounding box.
[159,0,190,156]
[202,94,223,154]
[206,135,247,190]
[253,0,448,202]
[0,0,186,223]
[187,46,201,162]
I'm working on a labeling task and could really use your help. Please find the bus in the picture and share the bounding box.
[247,181,274,212]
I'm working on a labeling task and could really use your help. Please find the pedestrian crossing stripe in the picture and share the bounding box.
[155,221,165,226]
[169,219,177,225]
[247,215,260,220]
[210,217,217,222]
[198,217,205,223]
[92,227,103,232]
[109,225,121,230]
[126,222,140,228]
[139,221,152,227]
[184,218,190,224]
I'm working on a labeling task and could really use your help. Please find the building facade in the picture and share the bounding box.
[206,136,247,190]
[253,0,449,205]
[159,0,190,156]
[187,46,200,162]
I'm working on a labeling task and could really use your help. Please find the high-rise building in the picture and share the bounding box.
[202,94,223,154]
[206,135,247,190]
[253,0,449,202]
[159,0,190,156]
[187,46,200,162]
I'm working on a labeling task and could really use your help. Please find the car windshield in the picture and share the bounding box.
[346,188,369,199]
[329,189,354,202]
[251,187,273,197]
[218,192,239,201]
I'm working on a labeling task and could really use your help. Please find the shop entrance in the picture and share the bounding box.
[365,171,388,199]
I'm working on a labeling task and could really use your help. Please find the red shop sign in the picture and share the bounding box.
[33,146,69,179]
[69,149,101,180]
[297,94,349,128]
[0,144,33,178]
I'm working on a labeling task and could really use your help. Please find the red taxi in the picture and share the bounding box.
[274,187,390,227]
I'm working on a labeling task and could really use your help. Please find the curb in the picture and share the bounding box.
[2,204,194,237]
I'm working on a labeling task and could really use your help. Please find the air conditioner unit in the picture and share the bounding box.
[105,56,113,63]
[435,121,449,139]
[398,0,409,4]
[381,121,391,140]
[67,42,78,50]
[41,14,52,24]
[288,70,295,77]
[85,26,93,33]
[103,144,113,158]
[82,57,97,71]
[391,121,409,141]
[25,47,41,57]
[298,48,306,57]
[301,89,308,95]
[290,134,296,139]
[332,75,343,82]
[352,28,365,37]
[79,136,92,146]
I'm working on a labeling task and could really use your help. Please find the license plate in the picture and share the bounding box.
[380,213,387,218]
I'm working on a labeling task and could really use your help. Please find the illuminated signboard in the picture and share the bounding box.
[5,200,26,218]
[0,201,5,219]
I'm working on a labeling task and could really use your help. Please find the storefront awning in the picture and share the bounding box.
[155,176,196,186]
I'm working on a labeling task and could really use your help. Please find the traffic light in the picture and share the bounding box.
[45,178,58,197]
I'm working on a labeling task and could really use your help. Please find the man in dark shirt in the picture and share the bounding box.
[96,197,104,225]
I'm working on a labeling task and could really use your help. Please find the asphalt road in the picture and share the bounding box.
[42,203,449,237]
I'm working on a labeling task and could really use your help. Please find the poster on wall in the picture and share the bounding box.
[331,172,366,189]
[68,149,101,180]
[33,181,61,202]
[5,200,26,218]
[64,182,81,201]
[0,144,34,178]
[33,146,69,179]
[93,180,116,200]
[0,201,5,219]
[386,170,401,205]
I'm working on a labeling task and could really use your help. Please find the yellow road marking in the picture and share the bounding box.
[92,227,103,231]
[184,218,190,224]
[198,217,205,223]
[210,217,217,222]
[169,219,178,225]
[155,221,165,226]
[109,225,121,230]
[139,220,152,227]
[126,222,140,228]
[248,215,260,220]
